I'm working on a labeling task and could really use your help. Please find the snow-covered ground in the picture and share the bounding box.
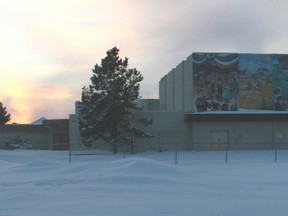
[1,149,288,216]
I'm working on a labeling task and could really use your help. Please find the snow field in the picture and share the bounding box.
[1,150,288,216]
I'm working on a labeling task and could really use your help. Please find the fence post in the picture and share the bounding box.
[225,147,228,164]
[175,142,178,165]
[225,138,229,164]
[158,131,162,152]
[69,147,71,164]
[123,143,126,159]
[274,140,277,163]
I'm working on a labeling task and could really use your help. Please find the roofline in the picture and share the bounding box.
[192,51,288,55]
[184,113,288,122]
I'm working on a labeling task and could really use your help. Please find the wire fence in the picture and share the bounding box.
[68,147,288,165]
[153,149,287,165]
[106,141,288,153]
[68,132,288,164]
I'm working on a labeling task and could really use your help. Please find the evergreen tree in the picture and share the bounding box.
[0,102,11,125]
[79,47,150,153]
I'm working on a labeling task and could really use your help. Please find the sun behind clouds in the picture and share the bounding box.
[2,81,76,124]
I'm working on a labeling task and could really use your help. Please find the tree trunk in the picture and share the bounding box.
[112,143,117,154]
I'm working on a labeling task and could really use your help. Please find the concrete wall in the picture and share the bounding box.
[174,62,184,111]
[191,121,288,150]
[0,119,69,150]
[138,99,160,111]
[69,111,193,152]
[0,125,49,149]
[272,122,288,149]
[166,69,175,110]
[43,119,69,150]
[69,114,84,150]
[159,76,167,110]
[159,53,194,112]
[134,111,192,152]
[69,113,118,151]
[69,109,288,152]
[184,54,193,111]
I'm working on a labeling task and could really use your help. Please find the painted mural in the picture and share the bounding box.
[192,53,288,112]
[193,53,239,112]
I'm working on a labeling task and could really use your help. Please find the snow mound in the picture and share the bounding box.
[3,150,288,216]
[108,158,180,175]
[95,158,182,185]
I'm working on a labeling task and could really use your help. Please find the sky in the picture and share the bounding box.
[1,0,288,123]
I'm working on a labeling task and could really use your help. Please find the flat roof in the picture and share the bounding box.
[184,111,288,122]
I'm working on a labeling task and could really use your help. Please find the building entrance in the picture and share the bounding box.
[211,131,229,150]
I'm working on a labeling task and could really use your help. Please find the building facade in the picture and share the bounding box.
[159,52,288,150]
[160,53,288,113]
[69,52,288,152]
[0,119,69,150]
[3,52,286,152]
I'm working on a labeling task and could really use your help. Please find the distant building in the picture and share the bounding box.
[138,99,160,111]
[0,119,69,150]
[31,117,47,125]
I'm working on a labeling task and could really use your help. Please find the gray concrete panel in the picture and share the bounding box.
[159,76,167,110]
[184,54,193,111]
[174,62,184,111]
[166,70,175,110]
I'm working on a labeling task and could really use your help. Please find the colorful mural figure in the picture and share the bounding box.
[193,53,239,112]
[238,54,273,110]
[272,55,288,110]
[193,53,288,112]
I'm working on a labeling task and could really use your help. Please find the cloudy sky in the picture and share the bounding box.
[1,0,288,123]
